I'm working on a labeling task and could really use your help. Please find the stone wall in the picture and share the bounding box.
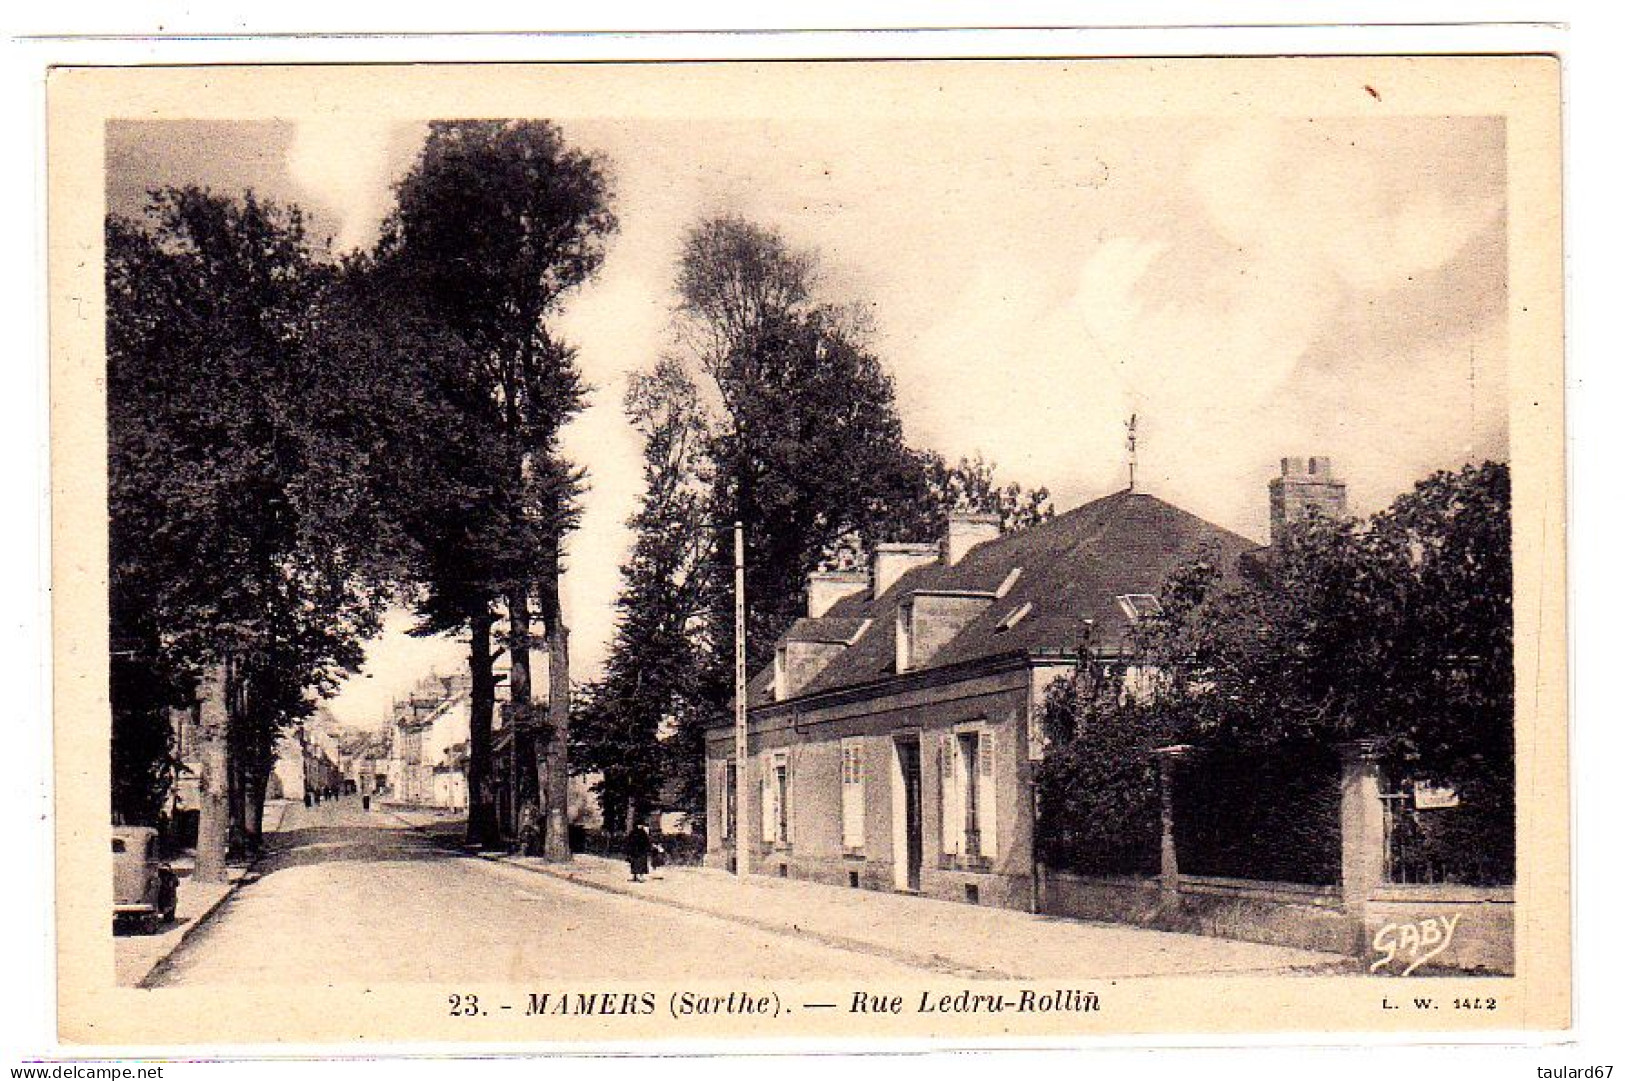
[1363,885,1514,975]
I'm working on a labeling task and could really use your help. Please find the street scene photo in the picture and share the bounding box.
[104,70,1517,992]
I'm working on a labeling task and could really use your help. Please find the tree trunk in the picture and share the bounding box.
[507,589,547,856]
[465,609,501,848]
[194,664,230,885]
[537,547,573,862]
[507,590,534,708]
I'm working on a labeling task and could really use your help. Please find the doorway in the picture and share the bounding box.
[893,738,923,892]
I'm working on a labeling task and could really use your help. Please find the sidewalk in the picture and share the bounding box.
[488,852,1355,979]
[115,799,292,987]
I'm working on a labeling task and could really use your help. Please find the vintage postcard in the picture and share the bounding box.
[48,55,1567,1046]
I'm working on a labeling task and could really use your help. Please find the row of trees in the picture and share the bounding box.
[110,120,615,860]
[572,216,1054,832]
[1035,461,1514,885]
[111,120,1051,858]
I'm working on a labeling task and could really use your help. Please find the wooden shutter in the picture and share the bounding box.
[939,733,959,855]
[781,751,793,846]
[977,730,997,859]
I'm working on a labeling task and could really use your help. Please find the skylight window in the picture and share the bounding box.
[994,601,1032,633]
[1116,594,1164,622]
[995,567,1023,598]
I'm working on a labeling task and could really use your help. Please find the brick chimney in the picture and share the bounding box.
[1268,456,1348,547]
[806,569,868,618]
[945,511,1001,566]
[873,542,939,596]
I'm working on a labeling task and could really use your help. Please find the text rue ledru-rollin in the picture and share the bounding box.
[850,989,1100,1014]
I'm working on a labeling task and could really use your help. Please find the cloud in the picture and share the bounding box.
[1190,119,1503,292]
[286,115,401,253]
[121,112,1508,702]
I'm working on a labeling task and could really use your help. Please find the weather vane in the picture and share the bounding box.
[1126,413,1138,492]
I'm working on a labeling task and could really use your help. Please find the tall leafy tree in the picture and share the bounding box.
[377,120,616,856]
[107,189,398,849]
[572,360,713,829]
[584,215,1053,828]
[703,307,928,674]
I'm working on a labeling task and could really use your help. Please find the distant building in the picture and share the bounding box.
[384,673,473,810]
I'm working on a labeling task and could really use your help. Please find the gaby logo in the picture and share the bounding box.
[1369,913,1461,976]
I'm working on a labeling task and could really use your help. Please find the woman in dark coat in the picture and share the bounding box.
[626,822,652,882]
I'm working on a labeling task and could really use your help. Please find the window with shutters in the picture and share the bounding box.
[841,738,865,851]
[958,731,982,857]
[940,726,998,867]
[759,751,792,845]
[760,755,775,842]
[774,752,790,845]
[977,729,997,860]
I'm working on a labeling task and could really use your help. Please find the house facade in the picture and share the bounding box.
[703,487,1263,910]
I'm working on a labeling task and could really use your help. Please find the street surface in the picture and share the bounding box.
[148,799,924,985]
[146,798,1348,987]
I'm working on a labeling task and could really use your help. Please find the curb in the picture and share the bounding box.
[474,850,1016,980]
[134,800,291,989]
[474,851,1352,980]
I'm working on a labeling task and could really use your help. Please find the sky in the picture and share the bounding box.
[106,109,1507,730]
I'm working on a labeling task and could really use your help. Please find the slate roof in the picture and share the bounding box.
[781,616,871,645]
[748,489,1261,708]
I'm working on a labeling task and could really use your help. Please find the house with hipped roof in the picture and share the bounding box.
[702,469,1327,910]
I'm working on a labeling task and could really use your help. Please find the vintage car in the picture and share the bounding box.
[112,825,177,933]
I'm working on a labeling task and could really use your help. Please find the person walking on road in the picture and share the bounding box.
[626,821,652,883]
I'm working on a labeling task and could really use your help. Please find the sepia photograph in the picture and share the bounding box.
[46,55,1567,1045]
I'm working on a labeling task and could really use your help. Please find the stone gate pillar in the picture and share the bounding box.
[1339,739,1386,954]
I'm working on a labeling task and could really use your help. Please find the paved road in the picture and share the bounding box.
[149,800,928,986]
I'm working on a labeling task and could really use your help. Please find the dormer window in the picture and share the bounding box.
[1116,594,1163,622]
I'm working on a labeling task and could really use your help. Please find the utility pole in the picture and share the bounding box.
[733,520,749,878]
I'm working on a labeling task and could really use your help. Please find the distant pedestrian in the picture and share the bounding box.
[626,822,652,883]
[517,800,542,857]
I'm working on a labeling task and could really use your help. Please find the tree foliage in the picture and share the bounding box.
[107,189,399,834]
[1033,666,1172,876]
[870,450,1055,543]
[375,119,616,851]
[1037,462,1513,884]
[572,359,713,827]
